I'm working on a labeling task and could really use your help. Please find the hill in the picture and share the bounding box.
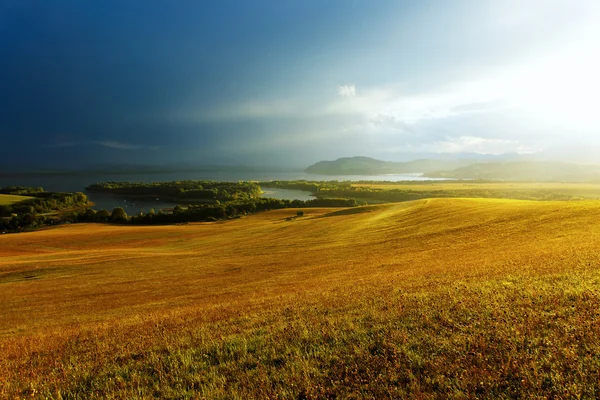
[426,160,600,181]
[1,200,600,397]
[305,156,472,175]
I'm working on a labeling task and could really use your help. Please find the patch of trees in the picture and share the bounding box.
[0,186,45,195]
[0,187,89,232]
[73,197,358,225]
[86,181,262,202]
[0,214,65,232]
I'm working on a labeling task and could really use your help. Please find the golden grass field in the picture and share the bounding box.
[1,198,600,398]
[0,194,33,206]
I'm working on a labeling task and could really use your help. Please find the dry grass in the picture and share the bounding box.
[1,199,600,398]
[0,194,33,206]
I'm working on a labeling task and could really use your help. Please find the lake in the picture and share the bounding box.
[87,187,316,214]
[0,170,445,214]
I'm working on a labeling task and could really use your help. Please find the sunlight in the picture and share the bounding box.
[508,20,600,132]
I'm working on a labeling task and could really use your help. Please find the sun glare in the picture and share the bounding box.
[508,20,600,132]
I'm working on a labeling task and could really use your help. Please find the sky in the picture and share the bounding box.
[1,0,600,169]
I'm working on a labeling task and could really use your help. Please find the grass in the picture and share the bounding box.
[1,199,600,398]
[0,194,33,206]
[352,181,600,198]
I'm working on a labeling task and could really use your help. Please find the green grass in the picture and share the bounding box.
[352,181,600,199]
[1,199,600,398]
[0,194,33,206]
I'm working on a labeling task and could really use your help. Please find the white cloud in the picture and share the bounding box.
[324,81,507,128]
[337,84,356,97]
[376,136,537,156]
[429,136,524,154]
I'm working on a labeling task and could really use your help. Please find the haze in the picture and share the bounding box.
[1,0,599,169]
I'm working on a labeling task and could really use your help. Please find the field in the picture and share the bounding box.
[353,180,600,191]
[1,199,600,398]
[0,194,33,206]
[351,181,600,198]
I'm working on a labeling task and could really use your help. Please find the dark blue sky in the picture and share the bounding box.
[1,0,599,169]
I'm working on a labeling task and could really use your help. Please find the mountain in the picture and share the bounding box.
[305,156,474,175]
[425,161,600,181]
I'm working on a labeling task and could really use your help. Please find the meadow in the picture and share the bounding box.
[1,198,600,398]
[351,181,600,198]
[0,194,33,206]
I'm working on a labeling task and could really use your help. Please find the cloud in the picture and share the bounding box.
[93,141,161,151]
[167,81,500,127]
[425,136,535,155]
[337,84,356,97]
[369,114,415,133]
[449,100,506,114]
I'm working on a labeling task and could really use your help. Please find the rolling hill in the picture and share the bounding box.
[1,199,600,398]
[305,156,472,175]
[426,160,600,181]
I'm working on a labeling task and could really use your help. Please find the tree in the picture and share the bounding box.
[97,209,110,222]
[9,216,19,230]
[111,207,128,223]
[22,213,37,227]
[75,192,88,204]
[83,208,97,222]
[173,205,184,214]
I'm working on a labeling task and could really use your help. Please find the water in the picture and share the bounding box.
[0,171,446,192]
[260,188,315,201]
[0,170,444,214]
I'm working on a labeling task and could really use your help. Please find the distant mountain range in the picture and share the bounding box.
[425,161,600,181]
[306,156,600,181]
[4,155,600,182]
[305,156,474,175]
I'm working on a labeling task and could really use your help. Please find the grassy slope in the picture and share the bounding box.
[0,194,33,206]
[1,200,600,398]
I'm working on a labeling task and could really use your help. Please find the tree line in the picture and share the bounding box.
[74,197,358,225]
[86,180,262,202]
